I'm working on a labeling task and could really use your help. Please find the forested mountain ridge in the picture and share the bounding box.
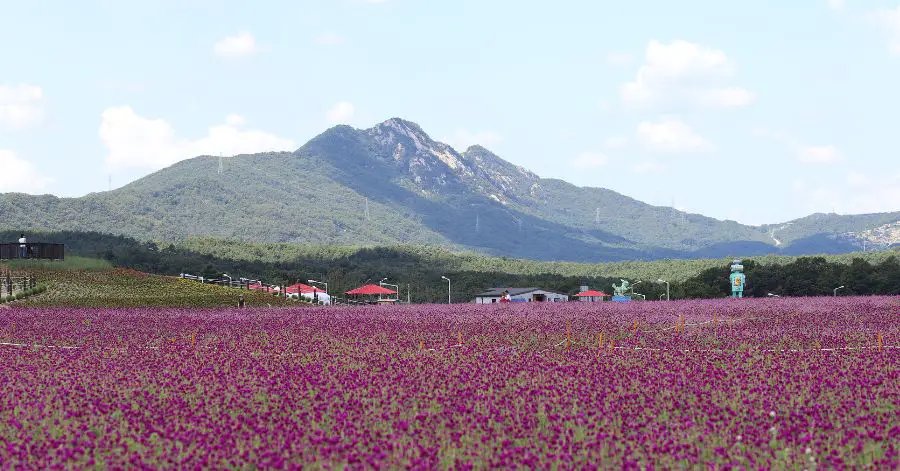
[1,118,897,262]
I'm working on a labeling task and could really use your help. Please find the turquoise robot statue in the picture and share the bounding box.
[729,260,746,298]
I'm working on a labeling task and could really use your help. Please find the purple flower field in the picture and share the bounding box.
[1,297,897,468]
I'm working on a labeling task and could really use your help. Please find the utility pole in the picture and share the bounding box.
[364,197,370,220]
[218,153,223,175]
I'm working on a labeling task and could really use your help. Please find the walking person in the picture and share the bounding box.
[238,294,245,308]
[18,234,26,259]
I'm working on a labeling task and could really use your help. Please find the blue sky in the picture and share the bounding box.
[2,0,899,225]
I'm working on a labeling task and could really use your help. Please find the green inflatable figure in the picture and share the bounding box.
[729,260,745,298]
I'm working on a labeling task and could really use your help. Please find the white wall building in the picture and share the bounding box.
[474,287,569,304]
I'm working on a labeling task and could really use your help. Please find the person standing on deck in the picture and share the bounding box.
[18,234,26,259]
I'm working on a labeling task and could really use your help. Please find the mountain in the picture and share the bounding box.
[1,118,898,262]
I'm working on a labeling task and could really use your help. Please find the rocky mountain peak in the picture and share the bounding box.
[365,117,472,176]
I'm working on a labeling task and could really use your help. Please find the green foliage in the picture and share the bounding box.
[4,231,899,303]
[672,255,900,298]
[2,122,895,261]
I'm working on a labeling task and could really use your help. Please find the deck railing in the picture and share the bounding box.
[0,243,65,260]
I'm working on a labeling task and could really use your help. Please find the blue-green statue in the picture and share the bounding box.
[729,259,745,298]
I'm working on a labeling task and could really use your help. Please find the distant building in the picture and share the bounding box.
[574,289,609,302]
[474,287,569,304]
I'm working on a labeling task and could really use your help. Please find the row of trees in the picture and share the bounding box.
[3,231,898,302]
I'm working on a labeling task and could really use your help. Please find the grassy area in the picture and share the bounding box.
[1,260,300,308]
[2,256,113,271]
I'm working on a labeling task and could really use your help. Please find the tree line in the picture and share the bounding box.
[2,230,897,302]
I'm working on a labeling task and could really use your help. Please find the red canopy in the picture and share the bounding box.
[285,283,325,294]
[576,290,609,297]
[346,284,397,295]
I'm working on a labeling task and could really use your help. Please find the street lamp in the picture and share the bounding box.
[223,273,232,287]
[441,276,451,304]
[308,279,328,295]
[659,293,665,300]
[657,279,670,301]
[629,280,642,297]
[379,278,400,302]
[833,285,845,297]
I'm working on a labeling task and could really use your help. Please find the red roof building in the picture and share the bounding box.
[345,284,398,304]
[575,290,609,302]
[285,283,325,295]
[345,284,397,296]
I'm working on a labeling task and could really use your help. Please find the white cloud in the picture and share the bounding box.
[792,171,900,214]
[0,84,44,129]
[636,117,714,153]
[630,161,666,174]
[827,0,845,11]
[99,106,296,171]
[213,31,262,58]
[225,113,245,126]
[326,102,355,125]
[621,40,754,110]
[798,145,842,163]
[847,172,868,186]
[754,128,843,164]
[571,152,608,169]
[606,52,634,68]
[603,136,629,149]
[869,6,900,54]
[315,33,344,45]
[440,129,504,151]
[0,149,53,193]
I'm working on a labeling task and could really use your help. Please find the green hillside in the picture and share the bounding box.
[1,118,897,262]
[178,237,898,282]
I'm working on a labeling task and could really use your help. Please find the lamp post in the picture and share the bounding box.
[657,279,670,301]
[379,278,400,302]
[223,273,232,288]
[833,285,845,297]
[308,279,328,295]
[441,276,451,304]
[659,293,665,300]
[629,280,642,297]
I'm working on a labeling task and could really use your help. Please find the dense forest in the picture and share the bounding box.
[3,231,898,303]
